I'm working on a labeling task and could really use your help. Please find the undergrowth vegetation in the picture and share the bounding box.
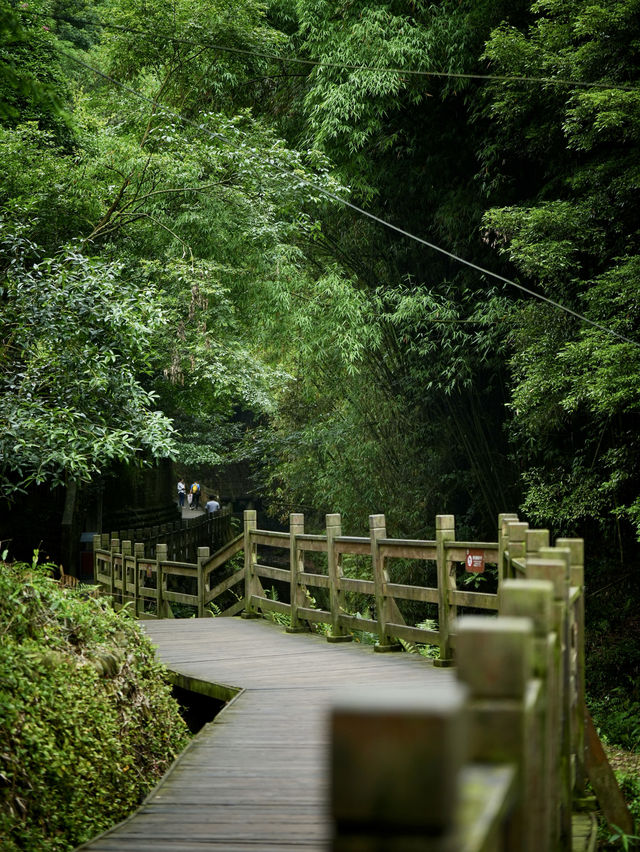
[0,556,190,852]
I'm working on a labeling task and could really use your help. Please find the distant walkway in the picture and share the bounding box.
[179,502,205,520]
[78,617,455,851]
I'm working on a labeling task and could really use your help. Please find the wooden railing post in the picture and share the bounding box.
[134,542,144,616]
[156,543,169,619]
[331,683,468,851]
[122,540,132,607]
[197,546,210,618]
[242,510,260,618]
[525,528,549,557]
[539,542,573,844]
[287,513,307,633]
[499,579,555,851]
[557,536,586,792]
[370,514,401,652]
[498,512,519,587]
[435,514,455,666]
[504,521,529,579]
[109,537,119,600]
[92,534,101,585]
[525,552,571,849]
[327,513,352,642]
[456,615,535,851]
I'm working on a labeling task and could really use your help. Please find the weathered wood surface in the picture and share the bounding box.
[79,617,456,851]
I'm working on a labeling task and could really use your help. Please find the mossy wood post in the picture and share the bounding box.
[109,538,119,600]
[92,534,101,585]
[539,544,573,848]
[122,540,133,607]
[370,514,402,652]
[525,554,571,849]
[435,515,455,666]
[197,546,210,618]
[114,541,125,603]
[456,615,535,852]
[242,510,260,618]
[156,543,170,618]
[504,521,528,581]
[499,579,555,850]
[327,514,352,642]
[134,542,144,615]
[498,512,519,586]
[525,529,549,558]
[557,537,586,792]
[330,683,468,851]
[287,513,308,633]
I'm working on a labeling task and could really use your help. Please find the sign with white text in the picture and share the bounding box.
[465,549,485,573]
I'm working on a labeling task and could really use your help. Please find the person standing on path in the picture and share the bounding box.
[190,481,201,510]
[177,478,186,508]
[205,495,220,515]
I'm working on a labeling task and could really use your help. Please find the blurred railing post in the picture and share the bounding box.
[499,579,555,850]
[456,615,535,851]
[331,683,468,851]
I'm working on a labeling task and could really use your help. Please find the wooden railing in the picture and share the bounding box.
[330,515,632,851]
[103,501,182,533]
[92,509,632,848]
[94,509,502,655]
[93,510,239,617]
[98,508,232,563]
[243,510,500,662]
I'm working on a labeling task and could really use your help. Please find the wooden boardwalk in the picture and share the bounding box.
[80,617,456,851]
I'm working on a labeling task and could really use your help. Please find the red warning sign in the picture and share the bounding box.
[465,549,485,573]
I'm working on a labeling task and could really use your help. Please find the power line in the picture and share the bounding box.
[61,51,640,349]
[27,9,640,92]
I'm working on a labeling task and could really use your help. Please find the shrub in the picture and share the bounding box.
[0,557,190,851]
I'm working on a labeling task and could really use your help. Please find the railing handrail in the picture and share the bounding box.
[94,510,501,654]
[92,509,630,848]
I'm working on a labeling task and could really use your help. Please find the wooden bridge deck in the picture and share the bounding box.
[80,617,457,851]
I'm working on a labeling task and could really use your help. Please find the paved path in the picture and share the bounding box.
[79,617,456,851]
[179,503,205,519]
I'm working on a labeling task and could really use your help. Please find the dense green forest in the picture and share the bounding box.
[1,0,639,798]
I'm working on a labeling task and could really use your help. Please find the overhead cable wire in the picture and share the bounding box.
[28,10,640,92]
[61,51,640,349]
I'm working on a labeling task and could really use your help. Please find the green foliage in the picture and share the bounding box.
[0,122,100,248]
[0,228,176,494]
[590,690,640,754]
[0,557,190,851]
[0,0,69,134]
[399,619,440,659]
[101,0,284,115]
[263,585,291,628]
[481,0,640,542]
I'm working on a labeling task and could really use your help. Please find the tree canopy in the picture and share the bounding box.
[1,0,639,550]
[1,0,640,832]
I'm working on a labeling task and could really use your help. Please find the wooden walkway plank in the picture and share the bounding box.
[78,617,456,850]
